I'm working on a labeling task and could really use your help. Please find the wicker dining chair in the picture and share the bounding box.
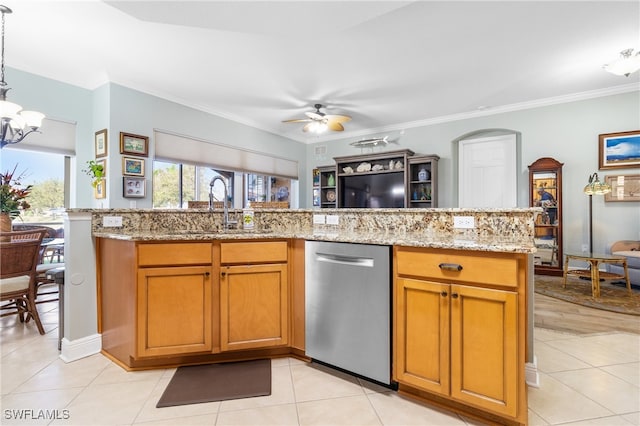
[0,228,48,334]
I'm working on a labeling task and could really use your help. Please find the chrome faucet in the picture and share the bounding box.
[209,176,236,229]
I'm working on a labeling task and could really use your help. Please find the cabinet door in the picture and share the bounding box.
[220,263,288,351]
[395,277,450,394]
[137,266,213,358]
[450,284,518,417]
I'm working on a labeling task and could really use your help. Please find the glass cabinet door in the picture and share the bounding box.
[529,157,563,276]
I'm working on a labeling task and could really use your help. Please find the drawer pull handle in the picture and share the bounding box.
[451,293,459,299]
[441,291,448,297]
[439,263,463,272]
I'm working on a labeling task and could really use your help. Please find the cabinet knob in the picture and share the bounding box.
[205,272,210,277]
[221,272,226,278]
[439,263,463,272]
[451,293,459,299]
[441,291,448,297]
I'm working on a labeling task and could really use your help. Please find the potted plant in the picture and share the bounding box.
[0,165,32,233]
[83,160,105,188]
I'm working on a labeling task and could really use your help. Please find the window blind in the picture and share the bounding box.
[6,118,76,155]
[154,130,298,179]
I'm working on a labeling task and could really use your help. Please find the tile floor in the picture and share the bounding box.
[1,300,639,425]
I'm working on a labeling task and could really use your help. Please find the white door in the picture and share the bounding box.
[459,134,517,207]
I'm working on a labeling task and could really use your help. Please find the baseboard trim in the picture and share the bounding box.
[526,356,540,388]
[59,333,102,363]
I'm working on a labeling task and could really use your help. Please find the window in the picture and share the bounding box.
[153,160,294,209]
[152,160,233,208]
[1,149,66,226]
[245,174,291,205]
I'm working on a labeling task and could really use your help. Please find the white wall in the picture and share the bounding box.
[306,91,640,254]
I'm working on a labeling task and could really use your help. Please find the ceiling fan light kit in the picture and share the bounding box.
[283,103,351,134]
[603,48,640,77]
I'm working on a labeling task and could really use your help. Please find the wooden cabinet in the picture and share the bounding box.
[529,157,563,276]
[313,165,337,208]
[98,238,293,369]
[219,241,289,351]
[137,265,212,357]
[407,155,439,208]
[394,246,527,424]
[136,243,214,358]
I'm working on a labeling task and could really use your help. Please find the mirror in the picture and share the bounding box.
[529,157,564,276]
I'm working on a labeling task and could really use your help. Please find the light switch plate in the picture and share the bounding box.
[453,216,475,229]
[326,215,340,225]
[103,216,123,227]
[313,214,326,224]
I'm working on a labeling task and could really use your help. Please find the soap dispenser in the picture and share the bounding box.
[243,203,254,230]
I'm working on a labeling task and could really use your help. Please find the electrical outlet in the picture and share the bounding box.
[313,214,326,225]
[581,244,589,253]
[103,216,123,227]
[326,215,340,225]
[453,216,475,229]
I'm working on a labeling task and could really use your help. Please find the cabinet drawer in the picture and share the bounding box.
[138,243,212,266]
[220,241,288,264]
[396,247,519,288]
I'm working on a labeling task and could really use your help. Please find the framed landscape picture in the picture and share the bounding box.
[120,132,149,157]
[95,129,107,158]
[122,157,144,176]
[123,177,146,198]
[599,130,640,170]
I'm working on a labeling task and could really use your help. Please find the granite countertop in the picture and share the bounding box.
[93,228,536,254]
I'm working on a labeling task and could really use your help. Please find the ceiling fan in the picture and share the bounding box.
[282,104,351,133]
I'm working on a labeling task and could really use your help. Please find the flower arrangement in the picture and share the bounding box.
[83,160,105,188]
[0,165,32,219]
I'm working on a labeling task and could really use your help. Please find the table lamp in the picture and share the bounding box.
[583,173,612,253]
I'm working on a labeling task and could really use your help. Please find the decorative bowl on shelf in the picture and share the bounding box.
[356,162,372,172]
[326,190,336,202]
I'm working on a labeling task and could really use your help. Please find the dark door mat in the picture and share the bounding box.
[156,359,271,408]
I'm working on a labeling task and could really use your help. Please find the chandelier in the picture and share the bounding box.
[0,5,44,149]
[603,48,640,77]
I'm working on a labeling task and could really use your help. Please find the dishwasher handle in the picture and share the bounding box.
[315,252,375,268]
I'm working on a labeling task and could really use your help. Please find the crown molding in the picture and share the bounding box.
[303,83,640,144]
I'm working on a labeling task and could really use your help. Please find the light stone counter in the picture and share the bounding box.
[85,207,539,253]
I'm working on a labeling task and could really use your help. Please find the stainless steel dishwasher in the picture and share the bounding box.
[305,240,392,385]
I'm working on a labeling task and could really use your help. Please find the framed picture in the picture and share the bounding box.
[119,132,149,157]
[123,177,146,198]
[94,178,106,199]
[599,130,640,170]
[604,174,640,202]
[95,129,107,158]
[312,168,320,187]
[122,156,144,176]
[96,159,106,177]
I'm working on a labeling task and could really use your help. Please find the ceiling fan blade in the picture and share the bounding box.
[325,114,352,123]
[305,111,324,120]
[326,121,345,131]
[282,118,312,123]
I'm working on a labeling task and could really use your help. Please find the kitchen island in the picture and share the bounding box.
[66,207,537,426]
